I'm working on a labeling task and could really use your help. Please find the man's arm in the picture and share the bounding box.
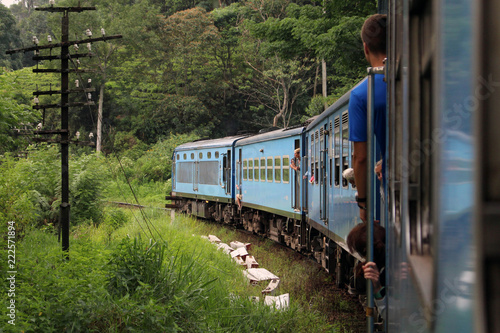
[353,141,367,222]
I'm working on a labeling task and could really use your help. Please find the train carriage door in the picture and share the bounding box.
[292,139,301,210]
[193,152,199,192]
[223,149,231,195]
[334,117,340,187]
[172,152,177,191]
[303,136,309,211]
[341,111,349,189]
[237,149,242,197]
[320,126,328,222]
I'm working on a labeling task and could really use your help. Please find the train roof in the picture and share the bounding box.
[235,126,305,146]
[174,135,247,151]
[306,77,366,130]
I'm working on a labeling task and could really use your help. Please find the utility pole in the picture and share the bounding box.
[6,4,122,255]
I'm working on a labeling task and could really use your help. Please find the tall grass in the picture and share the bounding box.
[3,209,336,332]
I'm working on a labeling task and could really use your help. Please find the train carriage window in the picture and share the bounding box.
[387,0,435,312]
[351,141,356,188]
[199,152,203,159]
[283,156,290,183]
[342,111,349,188]
[267,157,273,182]
[215,152,219,158]
[315,130,319,184]
[260,157,266,181]
[408,0,433,258]
[198,161,219,185]
[330,121,333,187]
[177,154,180,160]
[183,153,187,160]
[254,158,259,181]
[334,116,340,187]
[207,152,211,159]
[177,162,194,183]
[248,159,253,180]
[274,157,281,182]
[243,159,248,180]
[311,133,315,185]
[191,153,194,160]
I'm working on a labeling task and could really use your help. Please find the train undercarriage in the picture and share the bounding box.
[170,196,354,289]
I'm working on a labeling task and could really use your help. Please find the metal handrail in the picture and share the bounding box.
[366,65,384,333]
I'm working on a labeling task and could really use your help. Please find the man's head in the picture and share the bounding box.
[347,222,386,267]
[294,148,300,158]
[361,14,387,63]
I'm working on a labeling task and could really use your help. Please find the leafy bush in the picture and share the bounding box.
[112,131,149,160]
[0,144,110,232]
[106,236,219,332]
[0,153,38,236]
[69,153,109,225]
[104,207,128,229]
[106,237,167,297]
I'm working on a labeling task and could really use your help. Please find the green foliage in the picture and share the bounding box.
[0,145,109,232]
[3,215,332,332]
[1,231,111,333]
[69,153,110,225]
[2,0,378,152]
[301,94,338,122]
[106,235,221,332]
[99,207,128,242]
[106,237,167,297]
[0,154,37,237]
[0,69,39,153]
[0,4,23,69]
[104,207,128,229]
[112,130,149,159]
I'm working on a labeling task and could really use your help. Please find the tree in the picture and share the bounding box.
[160,8,221,96]
[0,68,40,153]
[240,53,315,127]
[234,2,319,128]
[0,4,23,70]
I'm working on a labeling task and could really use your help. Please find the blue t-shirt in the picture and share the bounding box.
[348,74,387,159]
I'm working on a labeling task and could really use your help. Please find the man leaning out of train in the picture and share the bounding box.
[347,223,387,321]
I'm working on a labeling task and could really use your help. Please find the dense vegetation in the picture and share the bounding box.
[1,0,377,331]
[1,0,376,154]
[0,147,363,331]
[2,212,357,332]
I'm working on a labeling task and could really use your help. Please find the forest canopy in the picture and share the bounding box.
[0,0,378,154]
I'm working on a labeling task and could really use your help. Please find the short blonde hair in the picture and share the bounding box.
[294,148,300,155]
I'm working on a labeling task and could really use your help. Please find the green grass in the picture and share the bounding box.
[103,178,171,208]
[2,209,339,332]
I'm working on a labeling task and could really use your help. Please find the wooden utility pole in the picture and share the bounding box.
[6,4,122,255]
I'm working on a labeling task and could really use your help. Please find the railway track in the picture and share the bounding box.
[107,201,171,211]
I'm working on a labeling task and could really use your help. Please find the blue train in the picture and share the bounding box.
[171,94,360,286]
[170,0,499,331]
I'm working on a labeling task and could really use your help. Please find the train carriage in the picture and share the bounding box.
[383,0,499,331]
[169,0,500,331]
[305,91,368,236]
[303,89,363,282]
[171,136,246,220]
[234,127,306,248]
